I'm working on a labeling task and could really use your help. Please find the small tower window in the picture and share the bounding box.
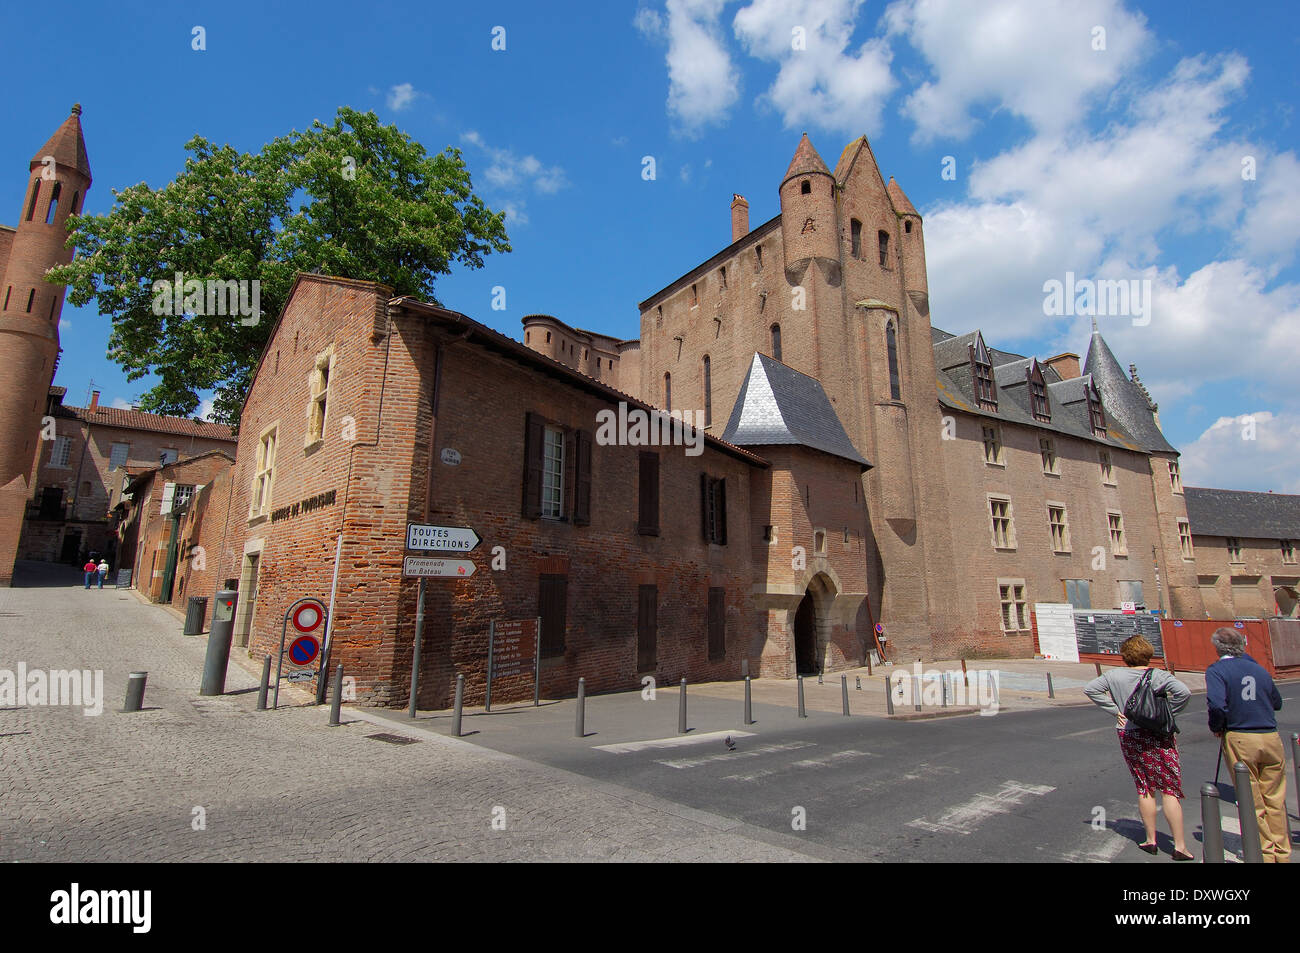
[44,183,62,225]
[703,355,712,427]
[656,305,663,326]
[850,219,862,259]
[26,181,41,222]
[878,230,890,268]
[886,320,902,400]
[70,191,80,215]
[545,331,550,343]
[800,180,811,195]
[690,283,698,307]
[3,287,10,310]
[664,373,672,412]
[771,323,782,363]
[26,289,36,312]
[719,266,727,290]
[904,220,913,234]
[755,245,763,271]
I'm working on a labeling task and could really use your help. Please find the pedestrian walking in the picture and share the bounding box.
[1206,626,1290,863]
[83,558,97,589]
[1084,635,1193,860]
[96,558,109,589]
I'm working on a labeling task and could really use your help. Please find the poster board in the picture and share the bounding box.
[1034,603,1079,662]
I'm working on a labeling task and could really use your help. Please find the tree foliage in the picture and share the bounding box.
[50,107,511,425]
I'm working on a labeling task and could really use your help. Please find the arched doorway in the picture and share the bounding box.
[794,591,818,675]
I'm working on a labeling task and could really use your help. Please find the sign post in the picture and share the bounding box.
[404,523,480,719]
[274,597,328,710]
[483,618,541,709]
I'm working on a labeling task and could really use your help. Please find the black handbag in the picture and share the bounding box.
[1123,669,1179,737]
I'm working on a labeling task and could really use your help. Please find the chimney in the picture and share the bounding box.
[731,194,750,243]
[89,390,100,410]
[1044,353,1080,380]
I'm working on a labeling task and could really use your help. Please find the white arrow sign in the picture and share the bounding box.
[403,556,477,578]
[406,523,481,552]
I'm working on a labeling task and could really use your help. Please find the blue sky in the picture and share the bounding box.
[3,0,1298,491]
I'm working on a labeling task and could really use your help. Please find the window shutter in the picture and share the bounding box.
[700,473,711,541]
[716,478,727,545]
[638,452,659,536]
[539,574,567,657]
[523,413,544,518]
[574,430,592,526]
[564,429,577,522]
[637,584,657,671]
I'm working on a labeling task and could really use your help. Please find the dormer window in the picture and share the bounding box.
[1086,377,1106,435]
[1028,360,1050,421]
[970,335,997,410]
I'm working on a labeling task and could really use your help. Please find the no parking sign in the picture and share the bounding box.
[273,597,329,709]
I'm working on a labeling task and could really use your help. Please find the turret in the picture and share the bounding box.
[779,133,839,272]
[887,176,928,315]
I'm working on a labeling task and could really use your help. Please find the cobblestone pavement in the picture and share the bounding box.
[0,562,817,862]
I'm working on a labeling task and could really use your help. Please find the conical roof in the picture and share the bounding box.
[32,104,91,181]
[887,176,918,217]
[721,353,870,468]
[783,133,830,183]
[1083,329,1175,453]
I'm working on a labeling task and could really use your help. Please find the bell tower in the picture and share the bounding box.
[0,104,92,586]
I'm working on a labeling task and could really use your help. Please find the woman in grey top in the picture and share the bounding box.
[1084,635,1193,860]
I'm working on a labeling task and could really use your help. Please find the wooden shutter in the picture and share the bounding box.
[574,429,592,526]
[708,587,725,660]
[539,574,567,657]
[564,430,577,521]
[523,413,544,518]
[637,584,657,671]
[716,478,727,545]
[700,473,711,541]
[638,452,659,536]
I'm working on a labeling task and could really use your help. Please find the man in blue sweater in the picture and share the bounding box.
[1206,627,1290,862]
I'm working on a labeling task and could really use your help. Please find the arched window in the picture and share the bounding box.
[886,320,902,400]
[70,191,80,215]
[703,355,712,427]
[25,181,41,221]
[664,373,672,412]
[44,182,62,224]
[771,324,782,363]
[850,219,862,258]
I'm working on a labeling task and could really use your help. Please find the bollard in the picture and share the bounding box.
[1233,761,1264,863]
[1201,783,1224,863]
[856,675,862,691]
[866,653,873,677]
[327,664,343,727]
[1046,672,1055,699]
[961,659,969,688]
[741,658,749,679]
[121,671,147,712]
[797,675,807,718]
[940,672,948,708]
[841,675,849,716]
[451,673,465,738]
[743,676,753,725]
[885,673,895,715]
[913,675,922,712]
[818,673,823,685]
[678,678,687,734]
[574,678,586,739]
[255,655,271,711]
[199,589,238,696]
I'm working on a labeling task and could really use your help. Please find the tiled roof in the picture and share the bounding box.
[60,404,235,441]
[784,133,831,182]
[1083,329,1176,453]
[1184,487,1300,540]
[34,106,91,179]
[721,353,871,468]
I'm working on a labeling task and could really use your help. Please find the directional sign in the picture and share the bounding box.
[403,556,477,578]
[288,634,321,666]
[406,523,481,553]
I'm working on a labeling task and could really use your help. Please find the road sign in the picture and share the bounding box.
[406,523,480,552]
[403,556,477,578]
[292,601,325,632]
[874,623,884,634]
[284,670,315,682]
[288,634,321,666]
[492,620,538,679]
[1121,601,1136,615]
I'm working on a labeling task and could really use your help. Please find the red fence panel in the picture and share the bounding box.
[1159,620,1275,677]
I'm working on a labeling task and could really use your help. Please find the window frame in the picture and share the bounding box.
[250,424,278,520]
[307,347,333,447]
[1039,436,1059,475]
[50,435,72,468]
[989,495,1016,550]
[1178,519,1195,560]
[1226,537,1242,563]
[981,424,1004,467]
[1108,510,1127,557]
[1048,503,1071,553]
[998,579,1030,633]
[109,442,130,471]
[1282,539,1296,565]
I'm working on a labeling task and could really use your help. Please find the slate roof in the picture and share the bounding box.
[721,353,871,469]
[1083,329,1177,453]
[1184,487,1300,540]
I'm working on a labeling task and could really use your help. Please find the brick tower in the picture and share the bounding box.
[0,105,92,586]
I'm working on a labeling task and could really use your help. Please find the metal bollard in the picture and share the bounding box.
[818,673,823,685]
[797,675,806,718]
[885,674,895,715]
[1046,672,1055,699]
[678,678,687,734]
[327,664,343,727]
[451,673,465,737]
[913,675,922,712]
[574,678,586,738]
[256,655,271,711]
[741,658,748,679]
[744,676,753,725]
[1200,783,1224,863]
[1233,761,1264,863]
[940,672,948,708]
[841,675,850,716]
[121,671,147,712]
[856,676,862,691]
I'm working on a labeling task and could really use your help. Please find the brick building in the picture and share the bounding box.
[1184,488,1300,619]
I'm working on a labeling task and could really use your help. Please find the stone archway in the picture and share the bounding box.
[793,571,838,675]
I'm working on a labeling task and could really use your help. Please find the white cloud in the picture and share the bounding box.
[197,398,216,422]
[110,397,133,410]
[387,83,418,111]
[884,0,1150,142]
[1178,411,1300,494]
[461,131,569,195]
[58,319,70,331]
[734,0,895,135]
[497,201,530,227]
[636,0,740,135]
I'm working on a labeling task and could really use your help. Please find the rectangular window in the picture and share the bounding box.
[50,435,72,468]
[541,426,565,519]
[308,350,331,444]
[999,581,1029,632]
[523,414,590,524]
[1048,505,1070,553]
[1282,539,1296,564]
[850,219,862,259]
[109,442,130,470]
[982,425,1003,466]
[1064,579,1092,610]
[1118,580,1145,608]
[1039,437,1058,475]
[159,448,178,465]
[539,573,567,658]
[638,452,660,536]
[707,587,726,661]
[637,584,657,671]
[1168,460,1183,493]
[990,497,1015,549]
[878,230,890,268]
[1108,511,1127,556]
[701,475,727,545]
[1179,520,1195,559]
[173,484,195,509]
[1227,537,1242,562]
[251,427,277,517]
[1099,449,1114,484]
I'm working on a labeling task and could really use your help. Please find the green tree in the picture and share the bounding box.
[50,107,511,425]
